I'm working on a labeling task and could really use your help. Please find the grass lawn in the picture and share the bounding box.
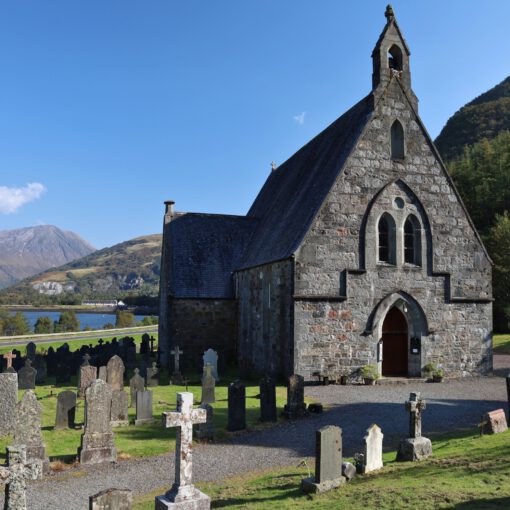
[493,334,510,355]
[133,430,510,509]
[0,373,287,461]
[0,333,158,356]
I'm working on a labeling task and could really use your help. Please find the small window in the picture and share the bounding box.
[391,120,405,160]
[388,44,403,71]
[404,215,422,266]
[378,213,396,265]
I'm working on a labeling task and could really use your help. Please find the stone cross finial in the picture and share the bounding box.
[149,336,156,353]
[405,392,426,438]
[161,392,206,500]
[0,445,42,510]
[271,161,277,171]
[385,4,395,21]
[3,352,16,369]
[82,353,91,366]
[24,359,32,369]
[170,346,183,374]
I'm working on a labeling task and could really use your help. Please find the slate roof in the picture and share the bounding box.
[239,93,374,269]
[166,213,258,298]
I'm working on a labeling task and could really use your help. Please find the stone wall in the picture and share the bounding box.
[293,76,492,380]
[167,299,237,372]
[237,260,293,378]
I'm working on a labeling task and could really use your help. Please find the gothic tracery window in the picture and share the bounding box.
[378,213,396,265]
[404,214,422,266]
[391,120,405,160]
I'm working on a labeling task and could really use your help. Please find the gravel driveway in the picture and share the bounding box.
[6,355,510,509]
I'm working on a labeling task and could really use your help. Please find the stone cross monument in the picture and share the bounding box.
[155,392,210,510]
[396,392,432,462]
[171,346,184,385]
[0,445,42,510]
[3,352,16,370]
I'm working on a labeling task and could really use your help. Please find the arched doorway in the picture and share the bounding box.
[382,307,408,376]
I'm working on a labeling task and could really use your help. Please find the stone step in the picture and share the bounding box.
[376,377,427,385]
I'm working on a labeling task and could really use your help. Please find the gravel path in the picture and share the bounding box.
[7,355,510,509]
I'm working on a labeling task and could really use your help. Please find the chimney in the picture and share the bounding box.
[164,200,175,224]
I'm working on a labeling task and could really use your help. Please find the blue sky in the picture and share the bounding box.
[0,0,509,248]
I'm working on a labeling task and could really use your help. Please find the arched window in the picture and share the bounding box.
[404,215,422,266]
[378,213,396,265]
[388,44,403,71]
[391,120,405,160]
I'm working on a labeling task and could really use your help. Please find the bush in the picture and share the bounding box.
[360,364,379,380]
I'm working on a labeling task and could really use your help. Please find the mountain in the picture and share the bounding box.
[0,234,162,304]
[0,225,95,289]
[435,76,510,161]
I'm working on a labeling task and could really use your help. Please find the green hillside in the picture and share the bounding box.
[0,234,162,305]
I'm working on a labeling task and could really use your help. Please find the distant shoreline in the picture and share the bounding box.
[0,305,156,316]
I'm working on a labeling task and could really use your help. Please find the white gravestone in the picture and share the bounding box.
[155,392,210,510]
[362,424,384,473]
[202,349,218,381]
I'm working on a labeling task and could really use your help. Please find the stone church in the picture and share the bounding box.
[159,6,492,380]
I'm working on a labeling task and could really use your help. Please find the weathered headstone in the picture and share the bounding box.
[135,390,155,425]
[227,380,246,432]
[3,352,17,370]
[171,346,184,384]
[33,355,47,385]
[284,374,307,419]
[196,403,214,441]
[25,342,36,361]
[98,366,107,381]
[106,355,125,391]
[301,425,345,493]
[78,354,98,398]
[362,424,384,473]
[155,392,210,510]
[89,488,133,510]
[0,445,42,510]
[200,365,215,405]
[146,362,159,387]
[55,390,77,429]
[260,376,277,422]
[482,409,508,434]
[396,392,432,462]
[13,390,49,474]
[202,349,218,380]
[79,379,117,465]
[0,373,17,436]
[129,368,145,407]
[18,360,37,390]
[110,390,129,427]
[55,363,71,384]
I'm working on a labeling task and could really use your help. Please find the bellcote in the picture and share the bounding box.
[372,5,413,99]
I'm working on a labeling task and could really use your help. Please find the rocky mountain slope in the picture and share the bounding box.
[0,225,95,289]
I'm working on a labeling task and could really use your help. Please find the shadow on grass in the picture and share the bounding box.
[450,497,510,509]
[212,483,302,509]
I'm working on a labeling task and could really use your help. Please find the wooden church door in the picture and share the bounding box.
[381,307,408,376]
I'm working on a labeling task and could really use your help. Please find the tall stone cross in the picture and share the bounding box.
[0,445,41,510]
[170,346,183,374]
[149,336,156,354]
[405,392,426,439]
[3,352,16,369]
[161,392,206,502]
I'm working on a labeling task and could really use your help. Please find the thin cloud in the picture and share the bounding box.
[0,183,46,214]
[293,111,306,125]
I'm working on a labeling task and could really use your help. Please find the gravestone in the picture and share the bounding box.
[46,347,56,376]
[55,363,71,384]
[55,390,77,429]
[3,352,17,371]
[79,379,117,465]
[202,349,218,381]
[106,355,125,391]
[25,342,36,361]
[362,424,384,473]
[146,362,159,387]
[13,390,49,474]
[129,368,145,407]
[149,336,156,356]
[140,334,150,356]
[110,390,129,427]
[301,425,345,493]
[98,366,107,381]
[155,392,210,510]
[0,445,42,510]
[33,355,47,385]
[124,339,137,369]
[227,380,246,432]
[171,346,184,384]
[396,392,432,462]
[90,488,133,510]
[196,403,214,441]
[284,374,307,419]
[0,373,17,436]
[200,365,215,405]
[78,354,98,398]
[482,409,508,434]
[135,390,155,425]
[260,376,277,422]
[11,350,23,372]
[506,374,510,418]
[18,360,37,390]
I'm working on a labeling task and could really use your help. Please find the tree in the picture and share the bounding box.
[34,316,54,334]
[2,312,30,336]
[115,311,135,329]
[54,311,80,333]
